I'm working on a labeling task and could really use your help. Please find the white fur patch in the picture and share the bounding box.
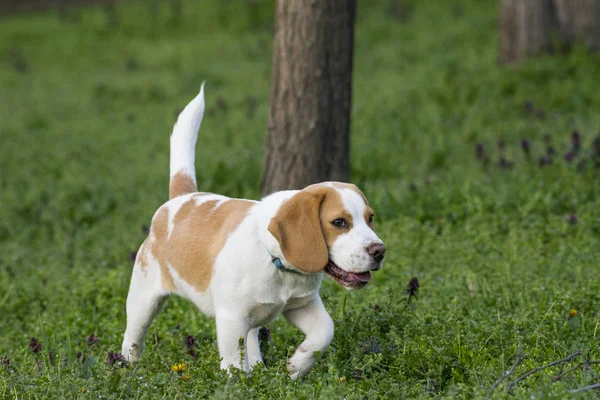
[168,264,215,317]
[329,188,383,273]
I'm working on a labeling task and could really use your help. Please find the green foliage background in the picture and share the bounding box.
[1,0,599,398]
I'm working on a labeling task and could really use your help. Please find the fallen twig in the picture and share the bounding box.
[506,351,581,394]
[552,361,600,382]
[485,345,523,400]
[570,383,600,393]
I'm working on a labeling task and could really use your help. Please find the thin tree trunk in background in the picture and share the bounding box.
[261,0,356,195]
[499,0,554,64]
[554,0,600,50]
[500,0,600,64]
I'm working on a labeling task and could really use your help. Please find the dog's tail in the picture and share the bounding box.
[169,83,205,200]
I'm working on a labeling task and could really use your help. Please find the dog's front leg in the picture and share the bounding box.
[283,295,334,380]
[216,313,251,373]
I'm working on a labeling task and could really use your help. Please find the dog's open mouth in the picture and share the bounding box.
[324,260,371,289]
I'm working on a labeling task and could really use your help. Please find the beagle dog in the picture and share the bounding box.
[121,85,386,379]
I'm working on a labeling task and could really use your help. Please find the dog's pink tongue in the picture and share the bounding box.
[347,271,371,283]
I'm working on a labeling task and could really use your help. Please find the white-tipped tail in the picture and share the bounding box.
[169,83,205,199]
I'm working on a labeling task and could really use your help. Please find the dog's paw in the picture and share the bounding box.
[121,342,142,362]
[287,358,313,380]
[287,363,302,380]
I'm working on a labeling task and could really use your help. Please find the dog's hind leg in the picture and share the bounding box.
[121,241,168,361]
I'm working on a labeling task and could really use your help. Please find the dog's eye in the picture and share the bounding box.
[332,219,348,228]
[368,214,374,224]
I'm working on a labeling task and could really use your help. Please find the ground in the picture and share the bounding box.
[1,0,600,398]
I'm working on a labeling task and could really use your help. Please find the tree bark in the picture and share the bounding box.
[261,0,356,195]
[500,0,600,64]
[554,0,600,50]
[499,0,554,64]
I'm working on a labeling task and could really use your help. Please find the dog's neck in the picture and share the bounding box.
[267,250,301,274]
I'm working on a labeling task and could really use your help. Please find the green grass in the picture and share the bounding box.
[1,0,600,398]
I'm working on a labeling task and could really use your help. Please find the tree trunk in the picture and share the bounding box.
[554,0,600,50]
[499,0,554,64]
[261,0,356,195]
[500,0,600,64]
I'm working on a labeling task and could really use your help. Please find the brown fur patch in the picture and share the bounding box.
[365,206,375,229]
[136,238,150,277]
[169,170,197,200]
[331,182,369,205]
[150,207,175,290]
[330,182,374,228]
[318,188,352,247]
[165,197,254,291]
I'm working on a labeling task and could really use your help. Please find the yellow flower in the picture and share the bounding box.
[171,363,187,373]
[568,309,578,318]
[339,376,347,383]
[79,387,86,393]
[182,374,190,382]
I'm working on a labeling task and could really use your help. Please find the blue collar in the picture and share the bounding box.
[269,252,300,274]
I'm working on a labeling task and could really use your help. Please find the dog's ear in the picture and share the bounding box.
[268,190,328,273]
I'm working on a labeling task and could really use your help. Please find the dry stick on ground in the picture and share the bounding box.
[485,345,524,400]
[506,351,582,394]
[571,383,600,394]
[552,360,600,383]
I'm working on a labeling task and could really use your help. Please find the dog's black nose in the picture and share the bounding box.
[367,243,386,263]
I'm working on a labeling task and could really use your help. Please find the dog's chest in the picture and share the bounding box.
[248,292,316,326]
[246,278,321,325]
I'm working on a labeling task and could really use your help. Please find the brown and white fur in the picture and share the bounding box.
[121,85,386,379]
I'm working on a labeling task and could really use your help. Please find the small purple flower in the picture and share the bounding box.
[129,251,137,263]
[184,335,195,349]
[524,100,535,114]
[564,152,575,163]
[565,214,578,226]
[258,327,271,342]
[520,139,530,155]
[28,337,42,354]
[475,143,485,161]
[571,130,581,152]
[106,352,127,367]
[85,334,99,347]
[406,277,419,298]
[183,334,197,357]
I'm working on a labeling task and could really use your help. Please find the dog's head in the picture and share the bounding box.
[268,182,385,289]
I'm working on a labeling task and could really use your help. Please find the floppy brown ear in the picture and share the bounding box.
[268,191,329,273]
